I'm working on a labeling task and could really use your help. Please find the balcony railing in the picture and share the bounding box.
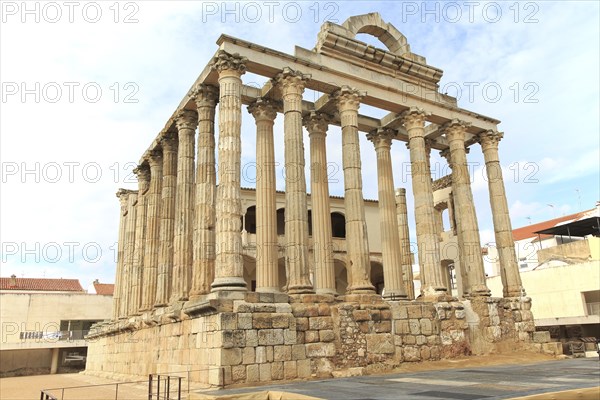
[586,302,600,317]
[19,330,89,341]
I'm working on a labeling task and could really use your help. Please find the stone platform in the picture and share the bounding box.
[85,293,560,388]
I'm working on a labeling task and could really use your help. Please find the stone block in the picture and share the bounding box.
[272,314,290,328]
[292,344,306,360]
[255,346,267,363]
[353,309,370,321]
[369,310,381,321]
[222,330,245,348]
[245,292,260,303]
[245,330,258,347]
[274,345,292,361]
[259,363,271,382]
[292,304,308,317]
[381,309,392,320]
[306,305,320,317]
[296,317,309,331]
[305,330,320,343]
[533,331,551,343]
[409,319,421,335]
[318,304,331,316]
[313,358,334,378]
[221,348,242,366]
[283,328,297,345]
[366,333,395,354]
[297,359,311,378]
[255,304,277,313]
[420,346,431,360]
[416,335,427,345]
[231,365,246,382]
[258,329,284,346]
[319,329,335,342]
[391,305,408,320]
[246,364,259,383]
[420,318,433,335]
[274,293,290,303]
[275,303,292,313]
[403,346,421,362]
[542,342,563,355]
[242,347,255,365]
[237,313,253,330]
[310,316,333,330]
[284,360,297,380]
[220,313,237,330]
[403,335,416,345]
[253,313,273,329]
[375,320,392,333]
[271,361,284,380]
[455,308,466,319]
[306,342,336,357]
[407,305,422,319]
[395,320,410,334]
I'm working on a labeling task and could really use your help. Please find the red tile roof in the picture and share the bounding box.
[0,277,84,292]
[93,283,114,296]
[512,210,592,242]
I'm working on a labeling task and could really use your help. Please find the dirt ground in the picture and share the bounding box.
[0,352,561,400]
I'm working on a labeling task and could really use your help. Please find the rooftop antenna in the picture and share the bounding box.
[575,189,581,210]
[526,216,532,225]
[547,204,556,218]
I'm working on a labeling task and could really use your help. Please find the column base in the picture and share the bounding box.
[504,286,526,298]
[287,285,315,295]
[315,288,338,296]
[211,277,247,292]
[383,291,408,301]
[346,282,376,294]
[469,284,492,297]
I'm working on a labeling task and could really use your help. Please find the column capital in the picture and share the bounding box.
[303,111,330,136]
[395,187,406,197]
[159,136,178,152]
[274,67,310,94]
[441,119,471,141]
[210,50,247,75]
[190,84,219,108]
[366,128,396,149]
[400,107,430,130]
[175,109,198,131]
[476,130,504,150]
[116,188,133,209]
[133,164,151,185]
[147,150,163,168]
[332,85,366,112]
[248,98,278,122]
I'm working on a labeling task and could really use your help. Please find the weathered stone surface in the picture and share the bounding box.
[258,329,284,346]
[366,333,395,354]
[306,342,336,357]
[297,359,311,378]
[533,331,551,343]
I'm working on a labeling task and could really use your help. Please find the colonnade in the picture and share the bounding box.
[112,52,523,319]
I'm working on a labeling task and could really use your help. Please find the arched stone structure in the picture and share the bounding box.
[341,13,411,56]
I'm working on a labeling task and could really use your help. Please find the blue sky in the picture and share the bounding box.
[1,1,599,288]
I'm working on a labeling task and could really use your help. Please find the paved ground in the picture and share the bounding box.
[1,357,598,399]
[198,358,600,400]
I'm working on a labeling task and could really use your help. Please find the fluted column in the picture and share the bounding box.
[276,67,314,294]
[477,131,525,297]
[443,120,490,297]
[190,85,219,299]
[333,86,375,294]
[395,188,415,299]
[155,136,178,307]
[367,129,407,300]
[141,151,162,310]
[171,110,198,302]
[305,112,336,295]
[401,107,447,299]
[211,50,248,291]
[121,191,138,317]
[113,189,130,319]
[249,98,279,293]
[130,165,150,315]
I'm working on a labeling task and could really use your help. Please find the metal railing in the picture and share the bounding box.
[39,367,225,400]
[40,380,148,400]
[21,330,90,341]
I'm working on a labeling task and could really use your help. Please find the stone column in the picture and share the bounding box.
[304,111,336,295]
[155,136,178,307]
[333,86,375,294]
[477,131,525,297]
[443,120,490,297]
[121,191,138,317]
[113,189,130,319]
[211,50,248,291]
[190,85,219,299]
[395,188,415,299]
[141,151,162,310]
[367,129,407,300]
[276,67,314,294]
[401,107,447,299]
[130,165,150,315]
[171,109,198,302]
[249,98,279,293]
[249,99,280,293]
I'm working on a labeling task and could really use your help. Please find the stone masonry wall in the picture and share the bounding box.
[85,294,555,388]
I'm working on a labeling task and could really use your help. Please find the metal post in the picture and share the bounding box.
[157,375,161,400]
[148,375,153,400]
[61,388,64,400]
[166,376,171,400]
[178,377,182,400]
[115,383,119,400]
